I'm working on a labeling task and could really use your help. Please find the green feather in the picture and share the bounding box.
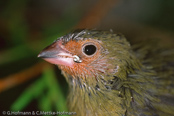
[57,29,174,116]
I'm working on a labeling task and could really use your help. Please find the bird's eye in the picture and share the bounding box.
[83,44,97,56]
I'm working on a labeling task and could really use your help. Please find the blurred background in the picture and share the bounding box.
[0,0,174,115]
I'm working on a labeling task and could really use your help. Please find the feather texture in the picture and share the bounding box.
[39,29,174,116]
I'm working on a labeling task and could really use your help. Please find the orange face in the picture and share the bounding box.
[38,38,109,79]
[60,39,106,78]
[64,39,101,64]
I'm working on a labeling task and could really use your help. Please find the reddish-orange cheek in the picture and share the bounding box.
[60,61,95,78]
[60,40,102,78]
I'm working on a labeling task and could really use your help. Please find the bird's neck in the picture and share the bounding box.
[63,71,127,116]
[62,65,160,116]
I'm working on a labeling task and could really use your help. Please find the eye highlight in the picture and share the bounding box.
[82,44,97,56]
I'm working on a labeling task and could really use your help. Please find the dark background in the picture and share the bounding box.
[0,0,174,115]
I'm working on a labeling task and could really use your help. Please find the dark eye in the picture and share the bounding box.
[83,44,97,56]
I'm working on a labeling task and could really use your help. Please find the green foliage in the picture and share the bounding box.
[11,77,46,111]
[11,66,68,115]
[0,0,80,114]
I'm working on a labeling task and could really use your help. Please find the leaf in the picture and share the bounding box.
[42,66,68,112]
[11,78,45,111]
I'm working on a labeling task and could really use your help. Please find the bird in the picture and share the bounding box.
[38,29,174,116]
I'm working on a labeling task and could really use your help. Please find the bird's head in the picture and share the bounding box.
[38,30,140,87]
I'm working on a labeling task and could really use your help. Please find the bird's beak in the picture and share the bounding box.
[38,40,74,67]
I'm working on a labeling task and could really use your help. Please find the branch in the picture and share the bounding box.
[76,0,120,29]
[0,0,120,93]
[0,62,50,93]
